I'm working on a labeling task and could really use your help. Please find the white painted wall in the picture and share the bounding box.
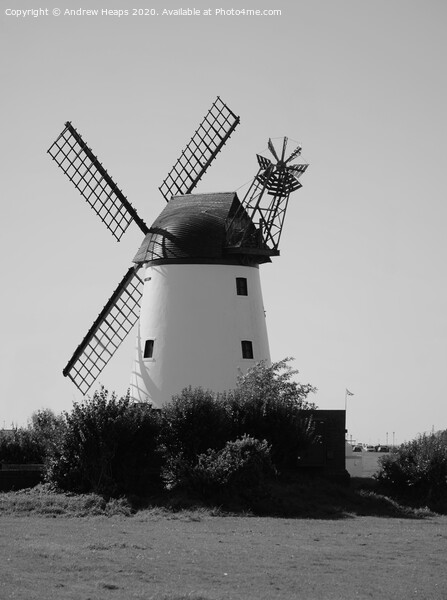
[130,262,271,407]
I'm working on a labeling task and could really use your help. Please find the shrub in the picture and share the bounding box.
[29,409,66,458]
[220,359,317,468]
[0,428,45,464]
[41,359,317,500]
[159,360,317,478]
[162,435,275,500]
[376,430,447,511]
[159,387,231,461]
[45,388,161,496]
[233,358,316,410]
[0,409,66,466]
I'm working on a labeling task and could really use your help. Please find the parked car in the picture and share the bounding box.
[375,445,390,452]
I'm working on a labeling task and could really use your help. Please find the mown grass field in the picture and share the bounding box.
[1,487,447,600]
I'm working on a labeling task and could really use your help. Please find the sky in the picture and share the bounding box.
[1,0,446,445]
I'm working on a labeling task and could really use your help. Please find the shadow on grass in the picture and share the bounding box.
[130,474,436,520]
[0,477,438,520]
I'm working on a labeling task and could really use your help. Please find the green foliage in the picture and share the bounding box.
[159,359,317,495]
[0,409,65,465]
[234,358,317,410]
[29,409,66,457]
[162,435,275,500]
[45,388,161,496]
[0,427,45,464]
[16,359,317,502]
[221,359,317,468]
[159,387,231,461]
[376,430,447,511]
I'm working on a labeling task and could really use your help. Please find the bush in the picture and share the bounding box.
[0,409,66,466]
[376,431,447,511]
[159,387,231,461]
[31,359,317,502]
[0,428,45,464]
[45,388,161,496]
[159,360,317,478]
[221,359,317,468]
[233,358,317,410]
[162,435,275,500]
[29,409,66,458]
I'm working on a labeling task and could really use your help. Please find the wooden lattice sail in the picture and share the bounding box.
[48,97,240,395]
[49,103,309,404]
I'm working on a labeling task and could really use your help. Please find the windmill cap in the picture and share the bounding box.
[133,192,272,265]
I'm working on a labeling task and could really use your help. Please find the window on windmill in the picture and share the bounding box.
[236,277,248,296]
[241,340,253,359]
[143,339,154,359]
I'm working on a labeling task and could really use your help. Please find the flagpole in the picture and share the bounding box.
[345,389,354,440]
[345,389,348,441]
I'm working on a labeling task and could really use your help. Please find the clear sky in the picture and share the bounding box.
[1,0,446,445]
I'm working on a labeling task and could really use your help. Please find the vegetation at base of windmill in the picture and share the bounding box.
[0,483,135,517]
[222,358,317,469]
[375,430,447,513]
[234,358,317,411]
[0,409,64,465]
[44,388,162,497]
[159,359,317,502]
[0,428,44,464]
[1,477,437,520]
[159,358,317,474]
[162,435,276,504]
[158,387,232,462]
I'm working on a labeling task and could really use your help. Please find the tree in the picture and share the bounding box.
[376,430,447,512]
[221,359,317,468]
[234,358,317,409]
[29,408,65,457]
[160,359,318,483]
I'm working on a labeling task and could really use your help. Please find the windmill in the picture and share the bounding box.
[48,97,308,407]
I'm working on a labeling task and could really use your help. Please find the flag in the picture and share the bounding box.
[346,389,354,396]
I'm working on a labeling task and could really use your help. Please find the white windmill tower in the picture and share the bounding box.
[48,98,308,407]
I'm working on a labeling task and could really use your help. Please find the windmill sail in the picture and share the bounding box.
[63,266,144,395]
[158,96,240,202]
[48,122,149,240]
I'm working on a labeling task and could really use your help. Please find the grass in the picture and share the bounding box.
[1,505,446,599]
[1,481,446,599]
[0,477,437,520]
[0,484,135,517]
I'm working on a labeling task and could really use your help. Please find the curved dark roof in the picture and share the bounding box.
[134,193,241,264]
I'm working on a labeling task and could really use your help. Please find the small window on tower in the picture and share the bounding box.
[236,277,248,296]
[143,339,154,359]
[241,340,254,359]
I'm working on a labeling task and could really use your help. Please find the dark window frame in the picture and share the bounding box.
[236,277,248,296]
[241,340,254,359]
[143,339,154,359]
